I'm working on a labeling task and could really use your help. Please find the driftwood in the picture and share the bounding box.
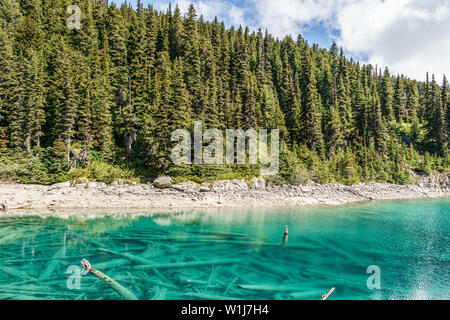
[321,287,335,300]
[282,225,288,245]
[289,290,328,300]
[81,259,138,300]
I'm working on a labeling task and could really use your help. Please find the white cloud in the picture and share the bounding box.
[248,0,344,38]
[333,0,450,81]
[148,0,450,81]
[248,0,450,81]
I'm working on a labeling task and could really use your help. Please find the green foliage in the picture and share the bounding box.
[0,1,448,186]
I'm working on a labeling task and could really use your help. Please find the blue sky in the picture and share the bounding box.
[111,0,450,81]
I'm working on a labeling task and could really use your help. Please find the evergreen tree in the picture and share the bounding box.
[394,76,407,122]
[300,50,324,154]
[0,1,447,184]
[280,51,301,141]
[379,68,395,122]
[426,75,447,154]
[0,27,20,147]
[23,49,46,152]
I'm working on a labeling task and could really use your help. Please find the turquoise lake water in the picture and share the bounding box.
[0,198,448,300]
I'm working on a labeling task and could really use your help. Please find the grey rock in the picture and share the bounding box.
[85,182,98,189]
[230,179,248,191]
[110,181,119,187]
[213,179,248,192]
[154,176,173,189]
[212,180,230,192]
[172,181,200,193]
[97,182,107,188]
[200,183,211,192]
[51,181,71,189]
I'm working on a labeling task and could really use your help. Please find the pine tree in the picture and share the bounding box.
[425,75,447,154]
[62,61,77,165]
[300,50,324,154]
[369,82,387,155]
[23,49,46,152]
[183,4,202,114]
[444,75,450,138]
[394,76,407,122]
[280,51,301,141]
[0,27,20,148]
[169,57,191,131]
[379,68,395,122]
[326,104,343,158]
[353,75,368,145]
[169,4,183,60]
[241,76,258,130]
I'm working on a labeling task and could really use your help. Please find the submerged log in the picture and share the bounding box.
[39,247,65,281]
[98,248,155,265]
[184,292,240,300]
[81,259,138,300]
[135,258,240,270]
[0,266,36,281]
[224,277,239,295]
[237,284,299,292]
[93,259,129,270]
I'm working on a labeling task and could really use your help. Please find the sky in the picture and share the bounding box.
[112,0,450,82]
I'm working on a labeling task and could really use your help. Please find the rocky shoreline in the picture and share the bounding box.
[0,173,449,215]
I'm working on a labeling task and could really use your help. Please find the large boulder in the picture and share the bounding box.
[172,181,200,193]
[212,180,230,192]
[51,181,71,189]
[154,176,173,189]
[199,183,211,192]
[230,179,248,191]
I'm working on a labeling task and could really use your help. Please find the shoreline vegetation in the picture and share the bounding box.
[0,172,448,215]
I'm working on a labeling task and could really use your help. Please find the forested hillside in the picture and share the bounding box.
[0,0,448,185]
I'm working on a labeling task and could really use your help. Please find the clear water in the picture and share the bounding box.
[0,199,448,300]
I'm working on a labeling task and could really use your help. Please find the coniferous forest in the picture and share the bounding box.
[0,0,449,185]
